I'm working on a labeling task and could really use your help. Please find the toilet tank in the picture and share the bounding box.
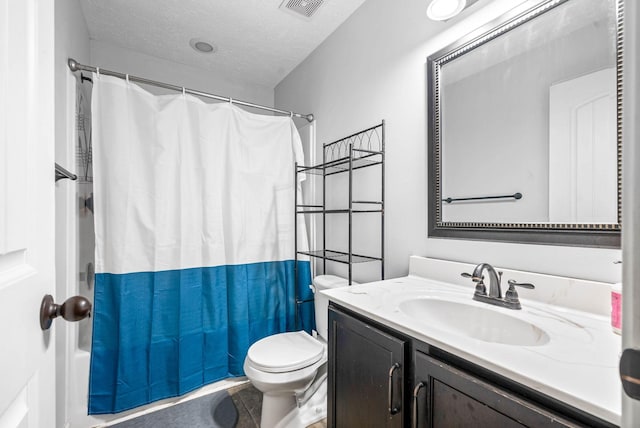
[311,275,356,340]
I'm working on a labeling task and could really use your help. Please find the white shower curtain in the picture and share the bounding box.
[88,74,313,414]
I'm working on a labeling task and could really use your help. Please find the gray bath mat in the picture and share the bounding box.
[110,383,262,428]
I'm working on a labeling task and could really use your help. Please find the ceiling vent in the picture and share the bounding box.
[280,0,325,19]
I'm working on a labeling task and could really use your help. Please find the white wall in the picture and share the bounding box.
[275,0,622,283]
[90,39,274,111]
[55,0,90,163]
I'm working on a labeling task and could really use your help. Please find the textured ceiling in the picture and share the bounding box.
[80,0,368,88]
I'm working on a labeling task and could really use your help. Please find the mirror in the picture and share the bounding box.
[427,0,622,247]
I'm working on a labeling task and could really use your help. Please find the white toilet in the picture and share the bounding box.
[243,275,353,428]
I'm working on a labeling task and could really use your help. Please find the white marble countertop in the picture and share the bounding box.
[321,257,622,425]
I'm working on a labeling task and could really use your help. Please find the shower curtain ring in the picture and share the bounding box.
[182,87,186,96]
[96,67,100,76]
[125,74,130,84]
[228,97,233,104]
[290,111,294,118]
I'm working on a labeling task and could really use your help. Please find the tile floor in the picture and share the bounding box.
[229,383,327,428]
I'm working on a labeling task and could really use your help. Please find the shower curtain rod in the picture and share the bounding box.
[67,58,314,122]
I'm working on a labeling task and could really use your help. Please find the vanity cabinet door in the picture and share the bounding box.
[328,306,406,428]
[412,352,580,428]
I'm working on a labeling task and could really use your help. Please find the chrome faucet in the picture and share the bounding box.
[472,263,502,298]
[462,263,534,310]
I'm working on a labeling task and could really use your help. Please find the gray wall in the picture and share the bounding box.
[275,0,622,283]
[442,21,613,223]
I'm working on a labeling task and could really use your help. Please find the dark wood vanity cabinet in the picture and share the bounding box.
[328,304,616,428]
[328,305,407,428]
[412,351,577,427]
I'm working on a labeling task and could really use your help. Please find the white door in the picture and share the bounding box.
[622,3,640,426]
[548,68,617,223]
[0,0,57,427]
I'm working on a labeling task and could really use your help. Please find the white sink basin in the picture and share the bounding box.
[398,297,550,346]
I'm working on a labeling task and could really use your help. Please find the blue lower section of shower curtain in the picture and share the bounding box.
[87,260,313,415]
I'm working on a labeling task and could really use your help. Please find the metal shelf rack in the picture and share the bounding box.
[295,121,385,286]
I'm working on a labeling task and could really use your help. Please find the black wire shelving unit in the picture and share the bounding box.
[294,121,385,292]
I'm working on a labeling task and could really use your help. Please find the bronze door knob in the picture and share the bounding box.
[40,294,92,330]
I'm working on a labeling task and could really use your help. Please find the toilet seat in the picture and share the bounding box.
[247,331,324,373]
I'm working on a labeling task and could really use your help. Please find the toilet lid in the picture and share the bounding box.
[247,331,324,373]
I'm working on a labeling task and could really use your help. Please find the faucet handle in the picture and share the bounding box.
[504,280,535,309]
[462,272,487,296]
[507,279,535,290]
[461,272,484,282]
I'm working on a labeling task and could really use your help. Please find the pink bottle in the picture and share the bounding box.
[611,283,622,335]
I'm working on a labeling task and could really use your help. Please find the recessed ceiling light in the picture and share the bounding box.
[189,38,217,54]
[426,0,467,21]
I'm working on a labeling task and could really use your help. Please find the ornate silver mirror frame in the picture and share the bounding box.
[427,0,623,248]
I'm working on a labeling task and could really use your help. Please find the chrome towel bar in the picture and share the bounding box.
[442,192,522,204]
[55,163,78,182]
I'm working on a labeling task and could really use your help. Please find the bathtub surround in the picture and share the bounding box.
[54,1,93,427]
[88,74,313,414]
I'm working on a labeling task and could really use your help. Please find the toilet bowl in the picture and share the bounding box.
[243,275,353,428]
